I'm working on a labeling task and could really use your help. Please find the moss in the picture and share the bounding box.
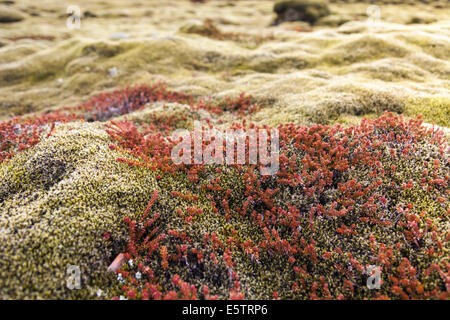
[252,84,406,126]
[81,41,136,58]
[335,112,379,125]
[249,55,311,73]
[0,39,85,86]
[0,122,158,299]
[179,19,222,38]
[0,42,47,64]
[398,33,450,61]
[61,72,106,96]
[0,5,26,23]
[261,119,448,299]
[0,0,449,301]
[107,164,248,299]
[0,101,36,118]
[106,112,449,300]
[406,15,437,25]
[315,14,353,27]
[114,102,201,132]
[344,58,427,82]
[405,96,450,127]
[321,93,403,124]
[1,3,449,127]
[322,35,410,66]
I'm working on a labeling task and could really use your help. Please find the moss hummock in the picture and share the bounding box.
[0,122,158,299]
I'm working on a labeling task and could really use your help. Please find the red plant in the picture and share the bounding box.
[0,111,81,164]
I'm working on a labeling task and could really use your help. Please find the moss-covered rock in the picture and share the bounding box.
[299,87,406,124]
[0,122,158,299]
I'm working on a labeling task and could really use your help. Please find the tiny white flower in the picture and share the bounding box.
[119,295,128,300]
[128,259,133,267]
[108,67,118,77]
[96,289,103,297]
[135,271,142,280]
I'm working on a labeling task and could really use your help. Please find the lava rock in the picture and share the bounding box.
[273,0,330,25]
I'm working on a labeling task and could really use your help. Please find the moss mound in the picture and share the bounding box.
[0,122,158,299]
[406,96,450,128]
[322,35,410,66]
[179,19,222,38]
[0,5,25,23]
[0,0,449,300]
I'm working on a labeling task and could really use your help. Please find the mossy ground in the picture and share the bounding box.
[0,0,448,126]
[102,112,449,300]
[0,122,158,299]
[0,0,449,299]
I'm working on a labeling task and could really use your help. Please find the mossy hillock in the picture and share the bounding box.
[0,122,158,299]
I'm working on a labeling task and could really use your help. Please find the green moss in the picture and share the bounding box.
[309,88,405,124]
[249,55,312,73]
[0,122,158,299]
[179,20,222,38]
[342,58,428,82]
[322,35,410,66]
[262,86,405,126]
[399,33,450,60]
[61,72,106,95]
[316,14,353,27]
[406,15,437,25]
[0,43,47,64]
[0,39,84,86]
[114,102,200,132]
[80,41,136,58]
[335,112,379,125]
[406,96,450,127]
[0,101,36,118]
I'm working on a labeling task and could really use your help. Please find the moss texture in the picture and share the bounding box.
[102,112,449,300]
[0,122,158,299]
[0,0,449,300]
[0,5,26,23]
[0,0,448,126]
